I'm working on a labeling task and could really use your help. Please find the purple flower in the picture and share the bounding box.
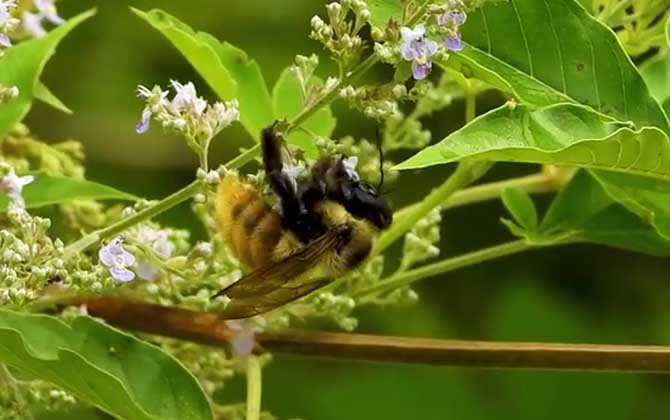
[225,317,266,356]
[133,227,175,281]
[136,107,152,134]
[99,237,136,282]
[444,33,464,52]
[0,168,34,208]
[400,24,438,80]
[0,33,10,48]
[438,10,467,27]
[34,0,64,25]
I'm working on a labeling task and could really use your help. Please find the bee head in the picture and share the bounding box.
[346,180,393,230]
[335,156,393,230]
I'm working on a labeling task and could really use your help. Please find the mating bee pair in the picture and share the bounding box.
[213,122,392,318]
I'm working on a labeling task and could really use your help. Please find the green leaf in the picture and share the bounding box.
[271,68,336,158]
[394,103,670,182]
[0,310,212,420]
[591,171,670,239]
[501,187,538,230]
[34,81,72,114]
[541,171,670,256]
[131,8,236,100]
[0,175,137,212]
[133,8,274,139]
[0,10,95,137]
[640,50,670,113]
[367,0,402,28]
[448,0,670,132]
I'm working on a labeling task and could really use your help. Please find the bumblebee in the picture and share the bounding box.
[212,122,392,318]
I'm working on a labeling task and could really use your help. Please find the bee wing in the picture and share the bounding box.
[217,277,332,319]
[213,225,350,300]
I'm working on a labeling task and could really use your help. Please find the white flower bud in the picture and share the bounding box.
[310,15,325,30]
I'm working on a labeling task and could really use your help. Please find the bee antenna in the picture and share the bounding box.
[375,126,384,192]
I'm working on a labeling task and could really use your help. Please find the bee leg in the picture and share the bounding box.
[262,124,301,212]
[262,123,326,242]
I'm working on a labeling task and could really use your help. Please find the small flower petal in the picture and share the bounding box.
[438,10,467,27]
[110,267,135,282]
[136,260,160,281]
[412,61,432,80]
[22,11,45,37]
[0,33,11,48]
[136,107,152,134]
[230,331,255,356]
[34,0,64,25]
[342,156,360,181]
[444,33,464,52]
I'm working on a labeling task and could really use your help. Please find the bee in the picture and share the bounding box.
[212,122,392,318]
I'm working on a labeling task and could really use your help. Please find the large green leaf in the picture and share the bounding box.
[640,50,670,115]
[0,10,95,137]
[132,8,274,139]
[447,0,669,132]
[540,171,670,256]
[394,103,670,181]
[0,310,212,420]
[591,171,670,239]
[0,175,137,212]
[272,67,336,158]
[367,0,403,28]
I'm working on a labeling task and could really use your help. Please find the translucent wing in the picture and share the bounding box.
[217,277,332,319]
[213,225,351,318]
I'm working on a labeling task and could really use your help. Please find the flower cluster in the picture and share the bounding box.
[400,207,441,271]
[0,0,18,49]
[136,81,239,147]
[22,0,64,38]
[310,1,371,68]
[398,3,468,80]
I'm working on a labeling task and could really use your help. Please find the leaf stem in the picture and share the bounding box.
[357,239,532,298]
[374,161,492,255]
[393,170,563,220]
[246,356,262,420]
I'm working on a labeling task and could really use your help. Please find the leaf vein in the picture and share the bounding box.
[541,0,567,94]
[510,0,534,77]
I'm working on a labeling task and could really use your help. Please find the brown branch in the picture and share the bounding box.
[82,297,670,374]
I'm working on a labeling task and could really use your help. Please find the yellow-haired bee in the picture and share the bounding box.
[212,122,392,318]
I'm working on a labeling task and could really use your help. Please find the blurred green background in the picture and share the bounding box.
[30,1,670,419]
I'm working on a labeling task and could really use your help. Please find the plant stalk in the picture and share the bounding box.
[374,161,491,255]
[357,239,532,298]
[80,297,670,374]
[246,356,262,420]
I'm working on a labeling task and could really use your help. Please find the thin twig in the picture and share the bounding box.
[81,297,670,374]
[246,356,262,420]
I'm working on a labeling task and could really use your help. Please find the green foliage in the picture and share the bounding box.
[540,171,670,256]
[132,8,273,139]
[395,103,670,181]
[640,50,670,115]
[271,68,336,157]
[0,10,95,138]
[501,187,538,231]
[449,0,669,132]
[0,175,136,212]
[366,0,403,28]
[33,82,72,114]
[0,310,212,420]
